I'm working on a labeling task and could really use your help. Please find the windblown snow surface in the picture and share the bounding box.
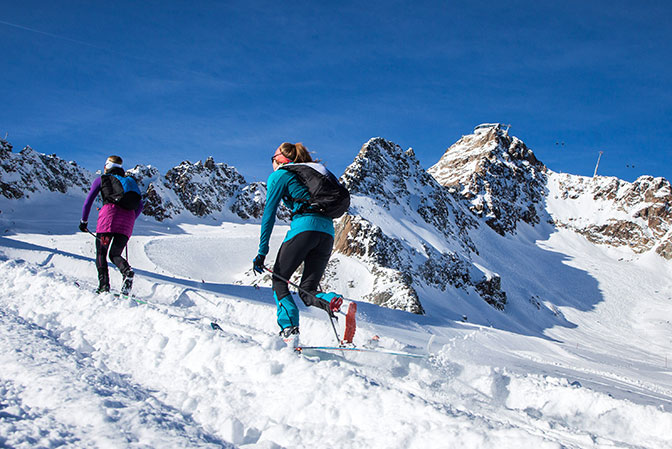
[1,192,672,449]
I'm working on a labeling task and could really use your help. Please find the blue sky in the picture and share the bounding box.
[1,0,670,183]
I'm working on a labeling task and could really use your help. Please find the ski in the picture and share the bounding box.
[74,281,146,304]
[113,292,147,305]
[295,345,426,359]
[211,301,355,345]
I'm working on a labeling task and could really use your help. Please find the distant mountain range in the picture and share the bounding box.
[2,124,670,316]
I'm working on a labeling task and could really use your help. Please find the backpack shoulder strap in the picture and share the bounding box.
[99,174,115,204]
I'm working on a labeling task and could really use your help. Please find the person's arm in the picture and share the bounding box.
[81,177,102,222]
[258,171,286,256]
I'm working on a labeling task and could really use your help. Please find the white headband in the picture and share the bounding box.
[105,160,123,170]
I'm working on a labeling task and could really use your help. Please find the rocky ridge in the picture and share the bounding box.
[0,139,91,199]
[0,140,273,223]
[128,157,282,222]
[549,172,672,260]
[327,138,507,313]
[428,124,549,235]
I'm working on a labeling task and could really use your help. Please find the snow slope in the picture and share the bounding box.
[1,193,672,448]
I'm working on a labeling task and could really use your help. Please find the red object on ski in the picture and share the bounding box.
[342,302,357,344]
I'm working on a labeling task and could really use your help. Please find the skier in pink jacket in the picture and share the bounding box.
[80,155,143,295]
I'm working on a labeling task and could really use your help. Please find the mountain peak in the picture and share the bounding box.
[0,142,91,198]
[137,157,259,220]
[429,125,547,235]
[330,137,507,314]
[0,138,12,157]
[342,137,438,206]
[429,124,544,186]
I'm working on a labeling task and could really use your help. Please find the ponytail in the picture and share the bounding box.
[278,142,314,163]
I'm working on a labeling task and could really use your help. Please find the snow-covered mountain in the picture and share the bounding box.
[0,138,277,224]
[0,139,91,199]
[326,138,506,314]
[1,131,672,448]
[2,128,671,318]
[548,172,672,260]
[427,123,671,262]
[428,123,548,236]
[127,158,281,223]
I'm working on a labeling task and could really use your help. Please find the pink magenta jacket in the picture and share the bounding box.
[81,176,143,238]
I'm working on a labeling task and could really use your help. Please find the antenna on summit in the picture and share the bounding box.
[593,151,604,178]
[473,123,511,135]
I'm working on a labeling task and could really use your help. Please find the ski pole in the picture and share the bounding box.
[86,229,102,242]
[263,266,342,345]
[262,266,351,315]
[327,311,341,346]
[86,230,112,248]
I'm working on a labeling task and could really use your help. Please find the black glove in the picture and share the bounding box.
[252,254,266,274]
[79,220,89,232]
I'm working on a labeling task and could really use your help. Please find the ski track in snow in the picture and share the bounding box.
[1,223,672,448]
[0,305,231,449]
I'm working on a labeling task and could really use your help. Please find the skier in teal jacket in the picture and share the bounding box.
[253,142,343,344]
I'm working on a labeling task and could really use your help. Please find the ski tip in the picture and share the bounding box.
[342,301,357,344]
[113,292,145,304]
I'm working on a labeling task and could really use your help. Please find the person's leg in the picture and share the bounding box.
[298,233,335,313]
[95,234,111,292]
[274,292,299,330]
[108,234,134,295]
[108,234,131,276]
[272,232,318,330]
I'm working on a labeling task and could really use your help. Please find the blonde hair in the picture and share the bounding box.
[277,142,314,163]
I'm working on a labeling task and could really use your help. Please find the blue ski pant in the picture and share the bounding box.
[272,231,334,330]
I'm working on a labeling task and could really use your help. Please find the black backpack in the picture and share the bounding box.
[279,163,350,218]
[100,174,142,210]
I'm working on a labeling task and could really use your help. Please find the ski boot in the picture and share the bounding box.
[96,270,110,294]
[120,270,134,296]
[279,325,300,349]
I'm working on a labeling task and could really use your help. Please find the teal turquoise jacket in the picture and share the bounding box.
[258,166,334,256]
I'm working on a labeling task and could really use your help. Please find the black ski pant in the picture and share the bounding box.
[96,233,132,287]
[272,231,334,314]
